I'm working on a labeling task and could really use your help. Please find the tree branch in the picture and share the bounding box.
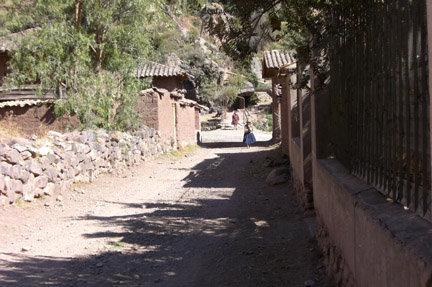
[75,1,84,31]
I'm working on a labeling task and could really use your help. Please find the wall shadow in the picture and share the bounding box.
[0,149,323,287]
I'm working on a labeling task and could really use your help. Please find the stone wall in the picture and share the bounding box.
[0,127,171,206]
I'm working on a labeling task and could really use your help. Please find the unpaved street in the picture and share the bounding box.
[0,132,328,287]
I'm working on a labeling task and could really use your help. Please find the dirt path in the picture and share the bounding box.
[0,136,329,287]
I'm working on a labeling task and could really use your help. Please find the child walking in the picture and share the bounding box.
[243,121,256,148]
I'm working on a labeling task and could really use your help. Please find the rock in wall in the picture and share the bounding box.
[0,127,171,206]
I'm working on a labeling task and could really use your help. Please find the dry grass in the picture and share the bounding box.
[0,111,24,139]
[0,111,50,143]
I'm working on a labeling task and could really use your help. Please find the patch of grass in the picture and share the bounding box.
[109,240,127,249]
[170,150,183,158]
[14,198,30,208]
[163,145,200,161]
[180,145,199,154]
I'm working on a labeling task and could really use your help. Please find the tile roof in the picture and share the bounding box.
[136,61,192,79]
[0,99,54,108]
[263,50,295,69]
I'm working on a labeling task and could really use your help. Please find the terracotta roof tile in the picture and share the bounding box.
[263,50,295,69]
[0,99,54,108]
[136,61,191,79]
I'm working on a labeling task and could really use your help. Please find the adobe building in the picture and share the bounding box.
[0,29,79,137]
[262,50,296,144]
[136,62,207,148]
[263,50,313,210]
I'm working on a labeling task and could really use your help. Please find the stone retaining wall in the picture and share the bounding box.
[0,127,171,206]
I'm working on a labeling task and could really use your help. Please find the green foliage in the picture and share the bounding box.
[199,81,220,104]
[2,0,163,130]
[200,81,239,108]
[203,0,380,72]
[252,113,272,132]
[222,85,238,108]
[151,18,222,104]
[248,93,260,106]
[200,0,325,62]
[227,71,244,88]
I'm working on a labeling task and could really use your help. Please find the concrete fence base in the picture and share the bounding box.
[313,158,432,287]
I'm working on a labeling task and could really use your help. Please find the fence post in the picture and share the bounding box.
[271,76,282,143]
[427,0,432,211]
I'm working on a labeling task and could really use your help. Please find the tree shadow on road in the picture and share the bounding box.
[0,148,329,287]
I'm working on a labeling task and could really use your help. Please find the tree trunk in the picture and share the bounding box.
[75,1,83,31]
[94,25,105,73]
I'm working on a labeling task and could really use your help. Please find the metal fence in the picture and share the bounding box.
[323,0,430,218]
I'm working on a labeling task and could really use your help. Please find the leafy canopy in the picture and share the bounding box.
[2,0,165,130]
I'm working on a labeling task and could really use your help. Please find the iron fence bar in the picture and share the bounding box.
[397,0,405,202]
[389,2,398,197]
[383,3,390,192]
[323,0,430,219]
[362,15,367,179]
[403,0,412,207]
[420,0,430,215]
[413,0,421,211]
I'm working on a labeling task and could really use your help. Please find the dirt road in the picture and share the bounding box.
[0,133,329,287]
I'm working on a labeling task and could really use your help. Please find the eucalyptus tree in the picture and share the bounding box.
[2,0,165,130]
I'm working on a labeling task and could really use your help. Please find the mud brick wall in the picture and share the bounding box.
[176,104,197,148]
[136,92,159,131]
[153,77,181,93]
[0,103,81,136]
[157,94,175,144]
[0,127,172,206]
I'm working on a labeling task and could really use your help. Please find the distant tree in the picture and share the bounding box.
[2,0,165,130]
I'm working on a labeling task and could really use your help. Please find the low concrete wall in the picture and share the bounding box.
[0,127,172,206]
[290,138,314,210]
[314,158,432,287]
[280,85,290,155]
